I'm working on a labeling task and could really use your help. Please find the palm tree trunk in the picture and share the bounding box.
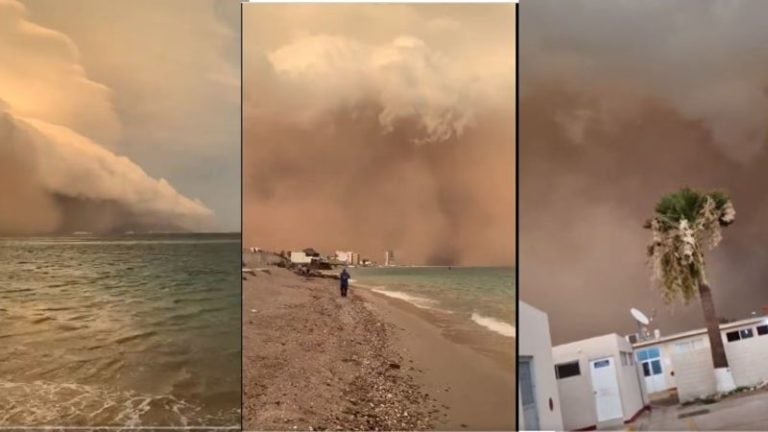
[698,281,728,369]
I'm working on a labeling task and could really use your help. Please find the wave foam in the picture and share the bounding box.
[471,313,515,338]
[0,380,238,427]
[370,288,439,310]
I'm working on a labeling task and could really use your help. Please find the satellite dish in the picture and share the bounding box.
[631,308,650,325]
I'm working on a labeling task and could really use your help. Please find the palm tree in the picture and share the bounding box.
[645,187,736,393]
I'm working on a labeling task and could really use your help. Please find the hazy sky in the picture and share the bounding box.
[243,4,515,266]
[521,0,768,344]
[1,0,239,234]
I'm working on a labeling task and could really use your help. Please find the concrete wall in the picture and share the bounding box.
[615,337,647,422]
[724,326,768,387]
[553,334,647,430]
[519,302,564,431]
[551,361,595,430]
[671,347,716,402]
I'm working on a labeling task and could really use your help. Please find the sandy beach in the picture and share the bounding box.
[242,267,515,431]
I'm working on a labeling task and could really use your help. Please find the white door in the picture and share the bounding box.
[590,357,624,423]
[641,358,665,394]
[519,357,540,430]
[637,348,666,394]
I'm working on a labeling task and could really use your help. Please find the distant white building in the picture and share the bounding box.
[552,334,648,430]
[519,302,564,431]
[289,251,313,264]
[335,251,360,265]
[632,316,768,402]
[384,250,395,266]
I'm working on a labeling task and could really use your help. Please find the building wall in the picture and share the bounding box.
[335,251,351,263]
[519,302,564,431]
[657,341,676,390]
[614,337,647,421]
[724,325,768,387]
[552,365,595,430]
[289,251,312,264]
[553,334,647,430]
[670,347,716,402]
[637,318,768,401]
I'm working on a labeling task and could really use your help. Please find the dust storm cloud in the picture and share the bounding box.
[1,0,239,234]
[243,4,515,266]
[521,0,768,343]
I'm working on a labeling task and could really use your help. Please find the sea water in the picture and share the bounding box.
[0,234,240,427]
[351,266,515,338]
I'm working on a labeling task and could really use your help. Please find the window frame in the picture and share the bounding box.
[757,324,768,336]
[555,360,581,380]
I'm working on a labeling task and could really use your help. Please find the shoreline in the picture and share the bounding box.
[357,287,516,430]
[242,267,515,431]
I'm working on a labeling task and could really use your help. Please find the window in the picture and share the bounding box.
[593,359,610,369]
[757,325,768,336]
[642,359,662,377]
[636,347,660,362]
[727,328,755,342]
[555,361,581,379]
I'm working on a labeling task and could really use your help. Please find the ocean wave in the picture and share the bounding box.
[0,380,238,427]
[471,313,516,338]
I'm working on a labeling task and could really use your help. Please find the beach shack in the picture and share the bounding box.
[518,302,564,431]
[552,334,648,430]
[632,316,768,402]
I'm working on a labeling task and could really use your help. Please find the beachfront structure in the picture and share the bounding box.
[384,250,395,266]
[552,334,648,430]
[244,250,284,267]
[519,302,564,431]
[632,316,768,402]
[289,251,313,264]
[335,251,360,265]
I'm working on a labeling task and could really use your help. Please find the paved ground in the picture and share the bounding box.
[622,389,768,430]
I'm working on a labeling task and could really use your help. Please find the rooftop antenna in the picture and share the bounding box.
[630,307,651,341]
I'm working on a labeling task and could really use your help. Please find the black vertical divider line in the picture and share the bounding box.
[240,1,245,431]
[514,1,520,430]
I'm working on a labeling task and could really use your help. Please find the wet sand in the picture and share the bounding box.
[242,267,515,431]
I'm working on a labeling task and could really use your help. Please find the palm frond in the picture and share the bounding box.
[647,188,734,304]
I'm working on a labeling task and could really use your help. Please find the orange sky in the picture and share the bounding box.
[243,4,515,266]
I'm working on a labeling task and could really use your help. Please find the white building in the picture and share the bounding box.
[289,251,313,264]
[553,334,648,430]
[632,316,768,402]
[335,251,360,265]
[519,302,564,431]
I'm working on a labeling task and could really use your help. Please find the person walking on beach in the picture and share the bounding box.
[339,268,350,297]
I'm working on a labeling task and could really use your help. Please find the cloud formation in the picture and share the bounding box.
[243,4,515,265]
[1,0,214,234]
